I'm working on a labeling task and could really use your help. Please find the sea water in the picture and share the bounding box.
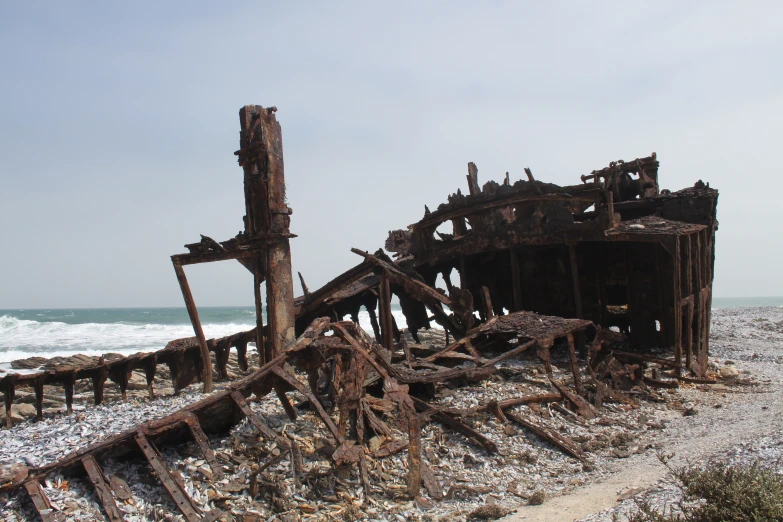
[1,298,781,364]
[0,306,410,364]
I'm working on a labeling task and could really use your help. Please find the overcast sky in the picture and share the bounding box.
[1,2,781,308]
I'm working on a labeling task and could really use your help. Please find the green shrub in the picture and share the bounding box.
[627,461,783,522]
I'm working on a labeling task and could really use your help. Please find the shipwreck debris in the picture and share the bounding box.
[1,104,720,520]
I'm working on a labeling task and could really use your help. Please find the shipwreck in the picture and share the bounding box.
[1,105,718,521]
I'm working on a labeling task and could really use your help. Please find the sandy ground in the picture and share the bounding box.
[504,306,783,522]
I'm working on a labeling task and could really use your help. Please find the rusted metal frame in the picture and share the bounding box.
[384,381,422,498]
[183,412,224,479]
[230,391,291,449]
[172,259,213,393]
[503,409,585,461]
[379,271,394,351]
[536,338,555,379]
[171,241,285,266]
[510,248,523,312]
[24,479,57,522]
[81,455,123,522]
[350,248,468,334]
[481,339,538,367]
[671,237,683,372]
[411,396,498,453]
[270,366,343,444]
[7,322,327,491]
[135,430,201,521]
[480,285,494,320]
[417,187,601,229]
[550,379,595,419]
[475,392,562,412]
[274,380,298,421]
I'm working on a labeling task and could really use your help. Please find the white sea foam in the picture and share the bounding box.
[0,308,429,364]
[0,315,254,364]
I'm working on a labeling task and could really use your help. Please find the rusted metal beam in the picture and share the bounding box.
[172,260,213,393]
[82,455,123,522]
[379,271,394,351]
[135,430,201,521]
[183,413,223,480]
[24,479,57,522]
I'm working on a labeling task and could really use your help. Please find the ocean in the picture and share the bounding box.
[0,306,410,364]
[0,297,780,364]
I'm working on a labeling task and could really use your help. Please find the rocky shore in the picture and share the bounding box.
[2,307,781,521]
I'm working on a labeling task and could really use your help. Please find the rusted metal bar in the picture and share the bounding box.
[270,366,343,443]
[412,397,499,454]
[23,479,57,522]
[82,455,123,522]
[379,271,394,351]
[230,391,291,449]
[183,412,223,480]
[504,410,585,461]
[172,259,213,393]
[135,430,200,521]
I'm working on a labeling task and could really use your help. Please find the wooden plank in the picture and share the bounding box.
[23,480,57,522]
[135,431,200,522]
[172,260,213,393]
[81,455,123,522]
[183,413,224,479]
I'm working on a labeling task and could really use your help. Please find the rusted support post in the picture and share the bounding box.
[172,259,213,393]
[510,249,523,312]
[673,238,682,372]
[33,376,44,421]
[379,271,394,351]
[238,106,296,357]
[480,286,494,320]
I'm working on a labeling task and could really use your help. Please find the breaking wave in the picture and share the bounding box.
[0,315,252,363]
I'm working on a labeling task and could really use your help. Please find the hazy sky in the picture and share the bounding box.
[1,2,781,308]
